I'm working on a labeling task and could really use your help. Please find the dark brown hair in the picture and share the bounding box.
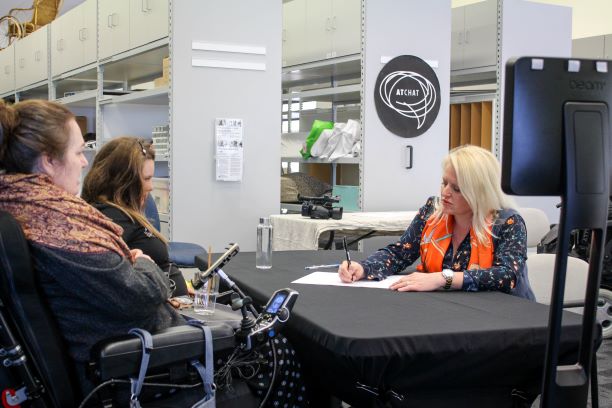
[0,99,74,173]
[81,136,166,243]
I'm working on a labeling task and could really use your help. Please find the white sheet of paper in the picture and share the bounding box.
[291,271,403,289]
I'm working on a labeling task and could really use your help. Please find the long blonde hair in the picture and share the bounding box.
[434,145,516,245]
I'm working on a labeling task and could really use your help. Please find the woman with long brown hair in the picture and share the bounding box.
[82,136,190,297]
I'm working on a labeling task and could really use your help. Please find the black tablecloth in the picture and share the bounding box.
[221,250,583,407]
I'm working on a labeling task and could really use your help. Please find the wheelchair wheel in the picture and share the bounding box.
[598,288,612,339]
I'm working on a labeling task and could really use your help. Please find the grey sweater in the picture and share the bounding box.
[31,243,184,362]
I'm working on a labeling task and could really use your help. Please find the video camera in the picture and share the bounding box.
[299,194,343,220]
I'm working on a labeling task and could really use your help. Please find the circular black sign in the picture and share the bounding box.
[374,55,441,138]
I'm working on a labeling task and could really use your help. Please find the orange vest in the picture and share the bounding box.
[417,214,494,273]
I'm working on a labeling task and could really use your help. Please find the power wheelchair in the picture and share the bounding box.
[0,210,259,407]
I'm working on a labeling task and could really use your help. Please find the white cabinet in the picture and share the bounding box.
[51,0,97,77]
[606,35,612,59]
[572,34,612,59]
[130,0,169,50]
[99,0,168,60]
[0,45,15,95]
[99,0,131,59]
[451,0,496,71]
[15,26,48,89]
[283,0,360,66]
[282,0,306,67]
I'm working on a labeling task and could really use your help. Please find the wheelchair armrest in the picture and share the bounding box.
[88,323,236,381]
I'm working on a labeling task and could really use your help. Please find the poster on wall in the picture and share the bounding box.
[215,118,244,181]
[374,55,441,138]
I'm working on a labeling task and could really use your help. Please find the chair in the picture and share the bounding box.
[144,194,207,268]
[0,209,235,407]
[7,0,62,37]
[518,207,589,306]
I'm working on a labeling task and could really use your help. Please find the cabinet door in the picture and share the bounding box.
[0,45,15,95]
[572,35,605,59]
[604,35,612,59]
[99,0,130,60]
[331,0,361,59]
[304,0,333,62]
[15,26,48,88]
[450,7,465,70]
[60,5,84,73]
[51,14,67,76]
[130,0,169,49]
[81,0,98,66]
[463,0,496,70]
[282,0,307,67]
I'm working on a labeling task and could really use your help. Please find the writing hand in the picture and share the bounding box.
[338,260,365,283]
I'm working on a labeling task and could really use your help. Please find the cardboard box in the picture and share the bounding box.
[75,116,87,135]
[162,57,169,79]
[154,76,169,88]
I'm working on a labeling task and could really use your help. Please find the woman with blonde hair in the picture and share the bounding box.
[82,136,190,297]
[339,144,535,299]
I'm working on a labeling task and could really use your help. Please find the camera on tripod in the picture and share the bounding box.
[299,194,343,220]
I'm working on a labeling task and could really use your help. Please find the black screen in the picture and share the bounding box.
[502,57,612,196]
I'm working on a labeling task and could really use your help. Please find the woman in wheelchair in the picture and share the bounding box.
[0,100,309,407]
[80,136,191,302]
[80,135,310,407]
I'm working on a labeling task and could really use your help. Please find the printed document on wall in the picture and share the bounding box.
[215,118,244,181]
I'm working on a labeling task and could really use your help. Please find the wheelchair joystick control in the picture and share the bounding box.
[231,295,256,336]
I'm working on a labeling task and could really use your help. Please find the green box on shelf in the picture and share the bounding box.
[332,185,360,212]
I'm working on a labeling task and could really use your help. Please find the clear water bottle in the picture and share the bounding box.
[256,217,273,269]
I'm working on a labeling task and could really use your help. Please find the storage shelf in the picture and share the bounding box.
[450,92,496,104]
[281,156,360,164]
[282,54,361,89]
[282,84,360,103]
[100,40,169,85]
[450,66,497,87]
[99,87,168,105]
[55,89,97,108]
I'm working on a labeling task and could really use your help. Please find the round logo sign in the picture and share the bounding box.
[374,55,441,138]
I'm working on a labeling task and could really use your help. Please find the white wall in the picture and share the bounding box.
[171,0,281,252]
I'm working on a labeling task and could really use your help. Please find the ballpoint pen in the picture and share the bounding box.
[304,264,341,270]
[343,237,353,281]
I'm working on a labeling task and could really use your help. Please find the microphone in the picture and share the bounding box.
[191,243,240,289]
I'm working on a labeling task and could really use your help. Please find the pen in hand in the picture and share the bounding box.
[343,237,353,282]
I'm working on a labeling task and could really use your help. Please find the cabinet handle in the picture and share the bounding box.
[19,58,25,69]
[332,16,337,30]
[107,14,112,28]
[56,39,62,51]
[282,28,286,42]
[111,13,118,27]
[142,0,151,12]
[80,28,88,41]
[458,31,463,45]
[465,30,470,44]
[4,66,10,75]
[60,39,65,51]
[326,17,331,31]
[34,50,41,62]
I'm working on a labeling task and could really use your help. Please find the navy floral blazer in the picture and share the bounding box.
[361,197,529,294]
